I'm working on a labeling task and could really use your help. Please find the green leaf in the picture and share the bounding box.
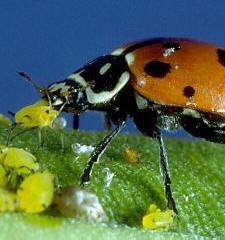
[0,125,224,239]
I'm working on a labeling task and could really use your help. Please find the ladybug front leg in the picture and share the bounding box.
[103,112,112,132]
[80,120,126,186]
[73,114,79,130]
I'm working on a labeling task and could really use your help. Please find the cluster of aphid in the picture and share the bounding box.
[0,143,54,213]
[0,100,56,213]
[0,107,108,222]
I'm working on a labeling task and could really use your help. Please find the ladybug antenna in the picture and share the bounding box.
[18,71,46,95]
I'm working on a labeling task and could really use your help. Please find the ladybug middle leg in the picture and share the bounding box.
[134,111,178,215]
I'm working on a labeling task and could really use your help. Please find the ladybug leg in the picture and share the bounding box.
[134,112,178,215]
[182,116,225,144]
[80,120,126,186]
[186,126,225,143]
[157,133,178,215]
[103,113,112,132]
[73,114,79,130]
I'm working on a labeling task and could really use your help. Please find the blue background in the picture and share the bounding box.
[0,0,224,135]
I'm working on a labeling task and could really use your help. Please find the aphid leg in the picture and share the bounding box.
[157,133,178,215]
[73,114,79,130]
[38,128,44,147]
[103,113,112,132]
[60,130,64,151]
[6,123,18,146]
[80,121,126,186]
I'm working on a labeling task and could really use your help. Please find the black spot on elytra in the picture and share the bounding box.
[162,42,181,50]
[183,86,195,98]
[144,61,171,78]
[217,49,225,67]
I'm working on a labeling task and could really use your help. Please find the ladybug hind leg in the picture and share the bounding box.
[157,133,178,215]
[133,112,178,215]
[181,115,225,144]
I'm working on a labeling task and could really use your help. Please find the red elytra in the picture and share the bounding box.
[115,38,225,117]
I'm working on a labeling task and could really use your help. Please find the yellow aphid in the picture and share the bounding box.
[123,146,140,164]
[0,146,39,174]
[17,170,54,213]
[0,188,18,212]
[0,114,12,126]
[142,204,174,230]
[0,164,7,187]
[15,101,59,128]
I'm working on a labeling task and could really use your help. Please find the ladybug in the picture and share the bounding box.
[42,38,225,215]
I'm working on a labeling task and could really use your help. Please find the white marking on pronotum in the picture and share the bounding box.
[68,71,130,104]
[125,52,134,66]
[68,70,87,87]
[99,63,112,75]
[111,48,125,56]
[86,71,130,104]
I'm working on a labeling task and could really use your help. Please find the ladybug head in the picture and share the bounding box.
[46,55,130,113]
